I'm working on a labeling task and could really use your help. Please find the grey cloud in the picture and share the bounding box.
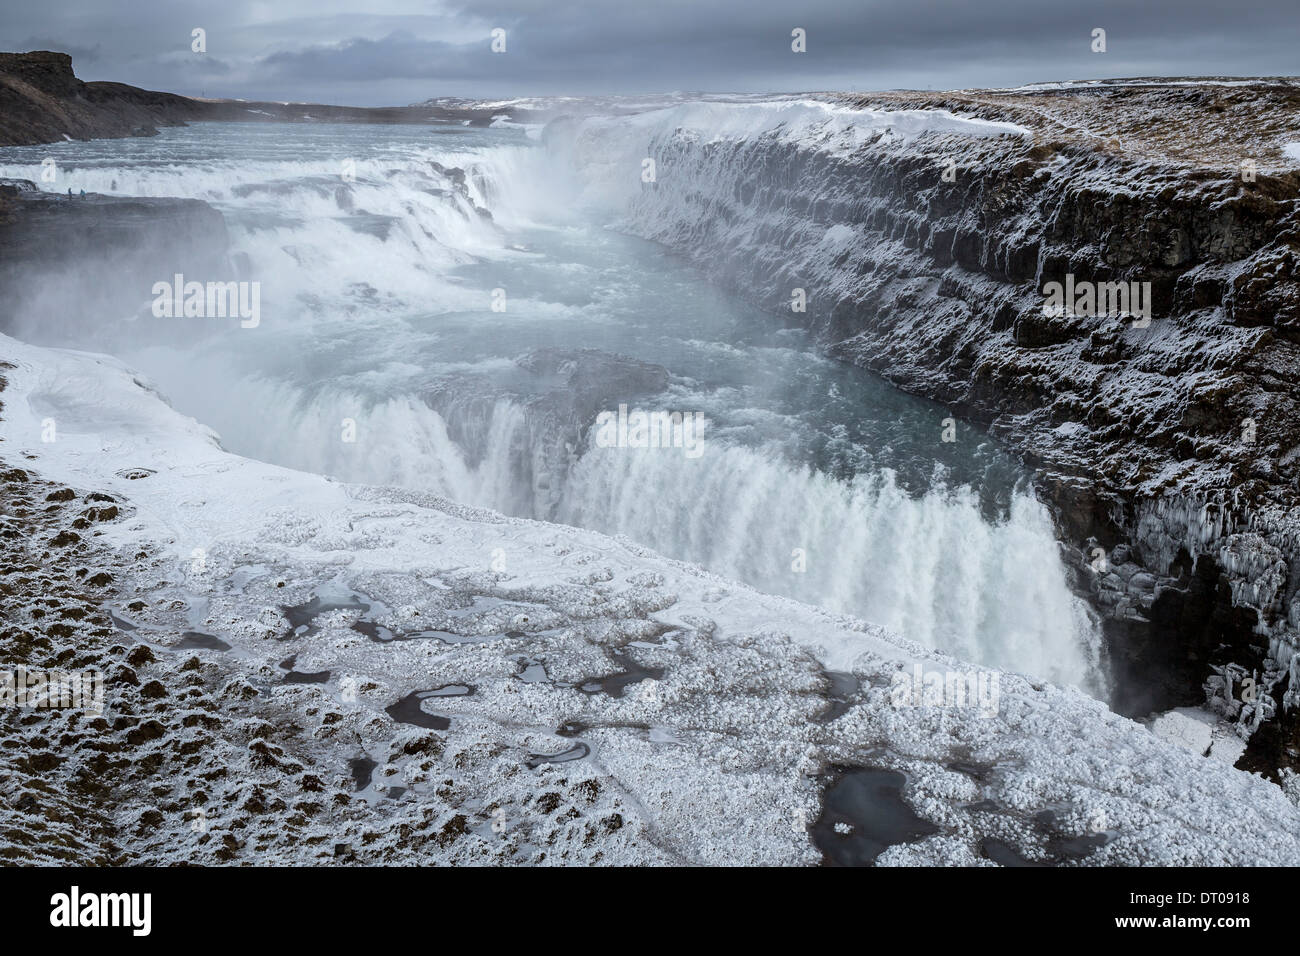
[0,0,1296,104]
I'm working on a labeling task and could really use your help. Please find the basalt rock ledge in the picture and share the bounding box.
[570,81,1300,778]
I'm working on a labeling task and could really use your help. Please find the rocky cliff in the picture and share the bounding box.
[565,82,1300,775]
[0,51,198,146]
[0,50,538,148]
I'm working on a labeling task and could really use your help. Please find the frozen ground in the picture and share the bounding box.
[3,333,1300,865]
[838,79,1300,168]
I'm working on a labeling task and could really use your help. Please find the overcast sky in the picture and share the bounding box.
[3,0,1297,105]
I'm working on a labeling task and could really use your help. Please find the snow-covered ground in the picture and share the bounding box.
[562,98,1029,180]
[4,331,1300,864]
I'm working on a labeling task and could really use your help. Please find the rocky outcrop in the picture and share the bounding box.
[574,82,1300,774]
[0,186,232,343]
[0,52,198,146]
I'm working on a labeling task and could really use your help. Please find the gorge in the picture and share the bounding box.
[2,51,1299,865]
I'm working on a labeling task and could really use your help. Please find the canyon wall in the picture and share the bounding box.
[568,85,1300,771]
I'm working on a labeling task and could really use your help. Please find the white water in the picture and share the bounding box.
[0,111,1104,695]
[558,443,1095,685]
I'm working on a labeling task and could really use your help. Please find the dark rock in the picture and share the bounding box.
[0,52,195,146]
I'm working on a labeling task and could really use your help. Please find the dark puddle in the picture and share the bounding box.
[351,619,397,642]
[282,593,370,638]
[275,652,328,683]
[812,767,941,866]
[1052,832,1109,859]
[555,719,649,738]
[384,686,471,729]
[348,756,405,800]
[283,670,331,684]
[819,670,861,723]
[109,612,137,632]
[525,742,590,770]
[577,649,664,698]
[176,631,231,652]
[980,838,1049,868]
[947,762,1110,865]
[349,757,377,791]
[352,615,502,645]
[510,648,662,697]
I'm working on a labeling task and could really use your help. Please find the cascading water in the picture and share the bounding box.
[556,443,1096,687]
[0,111,1105,696]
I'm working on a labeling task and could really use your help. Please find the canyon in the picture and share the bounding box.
[558,86,1300,772]
[3,52,1300,864]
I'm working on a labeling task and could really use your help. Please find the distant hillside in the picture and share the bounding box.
[0,50,527,147]
[0,51,197,145]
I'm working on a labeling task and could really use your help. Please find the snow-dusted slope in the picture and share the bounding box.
[3,333,1299,865]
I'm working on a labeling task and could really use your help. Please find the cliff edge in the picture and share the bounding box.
[0,51,197,146]
[562,82,1300,775]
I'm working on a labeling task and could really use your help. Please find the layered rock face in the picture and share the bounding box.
[577,83,1300,772]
